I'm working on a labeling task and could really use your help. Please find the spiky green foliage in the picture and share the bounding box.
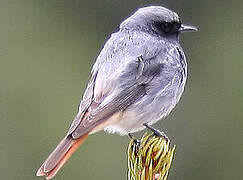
[127,133,175,180]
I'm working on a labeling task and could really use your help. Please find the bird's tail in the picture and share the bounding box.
[36,133,89,179]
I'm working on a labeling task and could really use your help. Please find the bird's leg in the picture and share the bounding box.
[143,123,169,141]
[128,133,134,139]
[128,133,140,147]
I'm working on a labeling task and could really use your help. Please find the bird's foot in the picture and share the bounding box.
[128,133,140,147]
[143,123,169,141]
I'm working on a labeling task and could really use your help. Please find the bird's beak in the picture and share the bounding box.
[179,24,198,32]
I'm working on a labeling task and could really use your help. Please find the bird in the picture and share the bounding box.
[36,6,197,179]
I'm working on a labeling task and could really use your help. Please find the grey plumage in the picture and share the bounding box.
[69,6,197,136]
[37,6,197,179]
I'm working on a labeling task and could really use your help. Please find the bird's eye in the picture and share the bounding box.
[153,21,181,35]
[171,22,181,32]
[162,22,171,33]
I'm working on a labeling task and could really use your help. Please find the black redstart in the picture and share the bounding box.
[37,6,197,179]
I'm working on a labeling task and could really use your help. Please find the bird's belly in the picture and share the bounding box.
[104,73,186,135]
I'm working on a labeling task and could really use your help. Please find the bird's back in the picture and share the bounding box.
[90,29,187,134]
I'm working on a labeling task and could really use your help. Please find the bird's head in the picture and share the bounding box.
[120,6,198,38]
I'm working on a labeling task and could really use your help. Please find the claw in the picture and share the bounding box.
[128,133,141,148]
[143,123,169,141]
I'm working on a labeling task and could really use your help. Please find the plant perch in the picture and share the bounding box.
[127,133,176,180]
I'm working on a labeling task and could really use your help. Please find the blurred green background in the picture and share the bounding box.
[0,0,242,180]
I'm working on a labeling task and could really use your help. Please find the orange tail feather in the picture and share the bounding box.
[36,133,89,179]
